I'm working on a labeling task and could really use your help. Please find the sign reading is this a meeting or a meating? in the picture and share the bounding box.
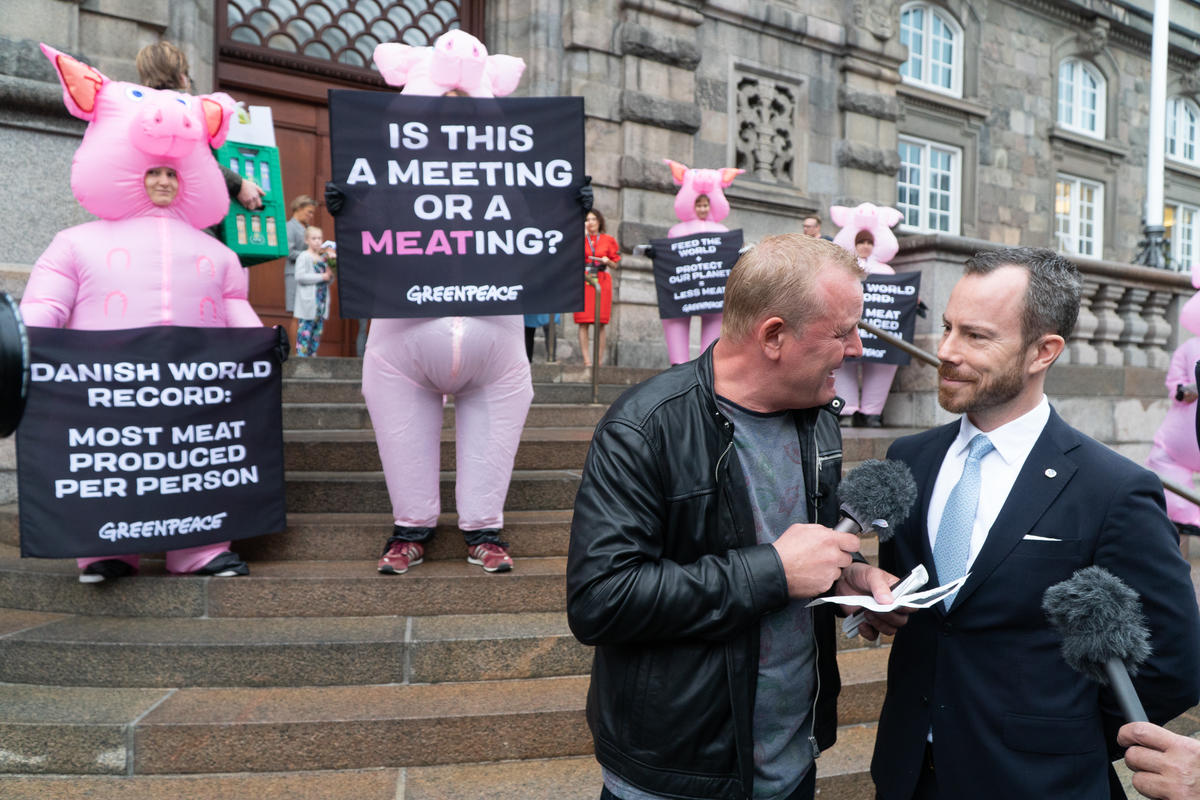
[328,91,586,318]
[16,326,286,559]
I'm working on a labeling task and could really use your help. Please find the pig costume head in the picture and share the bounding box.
[373,30,525,98]
[1181,264,1200,337]
[41,43,235,228]
[830,202,904,263]
[664,160,743,224]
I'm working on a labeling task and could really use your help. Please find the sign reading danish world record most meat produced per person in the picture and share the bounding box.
[16,325,286,559]
[328,91,586,319]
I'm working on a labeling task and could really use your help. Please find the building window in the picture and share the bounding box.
[1055,174,1104,258]
[897,136,961,234]
[1167,97,1200,165]
[1057,58,1106,138]
[899,3,962,97]
[1166,202,1200,270]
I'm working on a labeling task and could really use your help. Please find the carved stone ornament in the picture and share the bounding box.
[1076,18,1109,57]
[1181,63,1200,98]
[735,76,797,183]
[853,0,898,42]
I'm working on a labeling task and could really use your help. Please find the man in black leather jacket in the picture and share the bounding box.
[567,233,907,800]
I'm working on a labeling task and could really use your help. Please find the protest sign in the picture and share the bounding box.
[328,92,585,318]
[650,230,743,319]
[17,326,286,558]
[856,271,922,365]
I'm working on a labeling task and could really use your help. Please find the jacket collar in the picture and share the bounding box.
[694,339,841,422]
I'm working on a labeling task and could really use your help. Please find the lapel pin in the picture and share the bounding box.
[1044,468,1057,478]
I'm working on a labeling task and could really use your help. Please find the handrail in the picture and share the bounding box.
[585,273,602,403]
[855,320,1197,507]
[857,320,941,368]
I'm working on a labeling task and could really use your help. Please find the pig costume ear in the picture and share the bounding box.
[374,31,525,98]
[1181,263,1200,337]
[42,43,232,228]
[41,43,106,121]
[830,201,903,263]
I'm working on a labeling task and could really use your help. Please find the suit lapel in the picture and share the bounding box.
[946,410,1078,612]
[903,424,958,605]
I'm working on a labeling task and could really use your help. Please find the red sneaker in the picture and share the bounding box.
[466,542,513,573]
[378,541,424,574]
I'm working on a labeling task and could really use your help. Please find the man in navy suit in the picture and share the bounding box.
[867,247,1200,799]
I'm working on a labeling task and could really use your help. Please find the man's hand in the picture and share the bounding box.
[771,524,860,598]
[1119,721,1200,799]
[237,178,265,210]
[835,562,914,641]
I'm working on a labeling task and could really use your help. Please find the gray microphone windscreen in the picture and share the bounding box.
[836,459,918,541]
[1042,566,1152,683]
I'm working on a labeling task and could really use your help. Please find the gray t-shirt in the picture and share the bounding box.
[604,398,817,800]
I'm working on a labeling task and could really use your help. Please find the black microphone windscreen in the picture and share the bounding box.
[1042,566,1152,683]
[836,459,918,541]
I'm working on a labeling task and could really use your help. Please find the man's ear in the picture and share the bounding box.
[1028,333,1066,374]
[757,316,788,361]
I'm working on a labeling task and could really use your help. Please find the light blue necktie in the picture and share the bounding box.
[933,434,994,608]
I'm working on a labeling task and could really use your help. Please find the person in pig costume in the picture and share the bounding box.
[660,160,743,365]
[359,31,533,575]
[1146,264,1200,539]
[22,44,260,583]
[829,202,903,427]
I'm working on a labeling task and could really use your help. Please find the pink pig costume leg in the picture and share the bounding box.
[858,363,899,416]
[832,364,861,416]
[662,313,723,365]
[77,542,233,575]
[363,316,533,532]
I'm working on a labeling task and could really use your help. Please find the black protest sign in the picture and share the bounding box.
[328,92,585,318]
[17,326,286,559]
[650,230,743,319]
[857,271,922,365]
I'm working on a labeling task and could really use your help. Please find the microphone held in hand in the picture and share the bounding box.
[1042,566,1151,723]
[834,459,919,539]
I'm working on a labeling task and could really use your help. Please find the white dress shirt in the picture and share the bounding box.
[926,397,1052,572]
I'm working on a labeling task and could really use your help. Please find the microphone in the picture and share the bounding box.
[834,458,919,540]
[837,459,918,637]
[1042,566,1151,723]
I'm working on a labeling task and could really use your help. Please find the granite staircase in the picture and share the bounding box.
[0,356,1192,799]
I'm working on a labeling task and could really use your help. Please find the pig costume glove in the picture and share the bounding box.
[324,182,345,216]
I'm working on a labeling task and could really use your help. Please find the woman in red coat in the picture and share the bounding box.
[575,208,620,366]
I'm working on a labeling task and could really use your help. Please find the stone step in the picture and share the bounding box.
[0,610,590,687]
[281,401,609,431]
[0,742,881,800]
[282,356,660,386]
[284,469,581,514]
[0,758,604,800]
[237,510,574,561]
[0,556,570,618]
[283,428,594,472]
[280,378,636,406]
[0,676,593,775]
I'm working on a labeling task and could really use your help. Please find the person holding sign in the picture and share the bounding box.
[575,208,620,366]
[830,203,904,428]
[660,160,743,365]
[21,45,262,582]
[358,30,535,575]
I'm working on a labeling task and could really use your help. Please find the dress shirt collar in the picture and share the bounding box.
[950,395,1051,467]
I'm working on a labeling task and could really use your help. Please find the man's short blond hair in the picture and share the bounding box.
[721,233,863,342]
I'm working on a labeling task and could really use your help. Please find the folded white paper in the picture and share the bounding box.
[810,569,969,614]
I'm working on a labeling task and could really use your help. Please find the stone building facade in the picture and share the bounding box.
[3,0,1199,372]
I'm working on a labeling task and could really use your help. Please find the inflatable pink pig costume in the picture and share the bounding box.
[365,31,532,575]
[829,202,904,426]
[1146,265,1200,534]
[22,45,260,581]
[661,160,743,365]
